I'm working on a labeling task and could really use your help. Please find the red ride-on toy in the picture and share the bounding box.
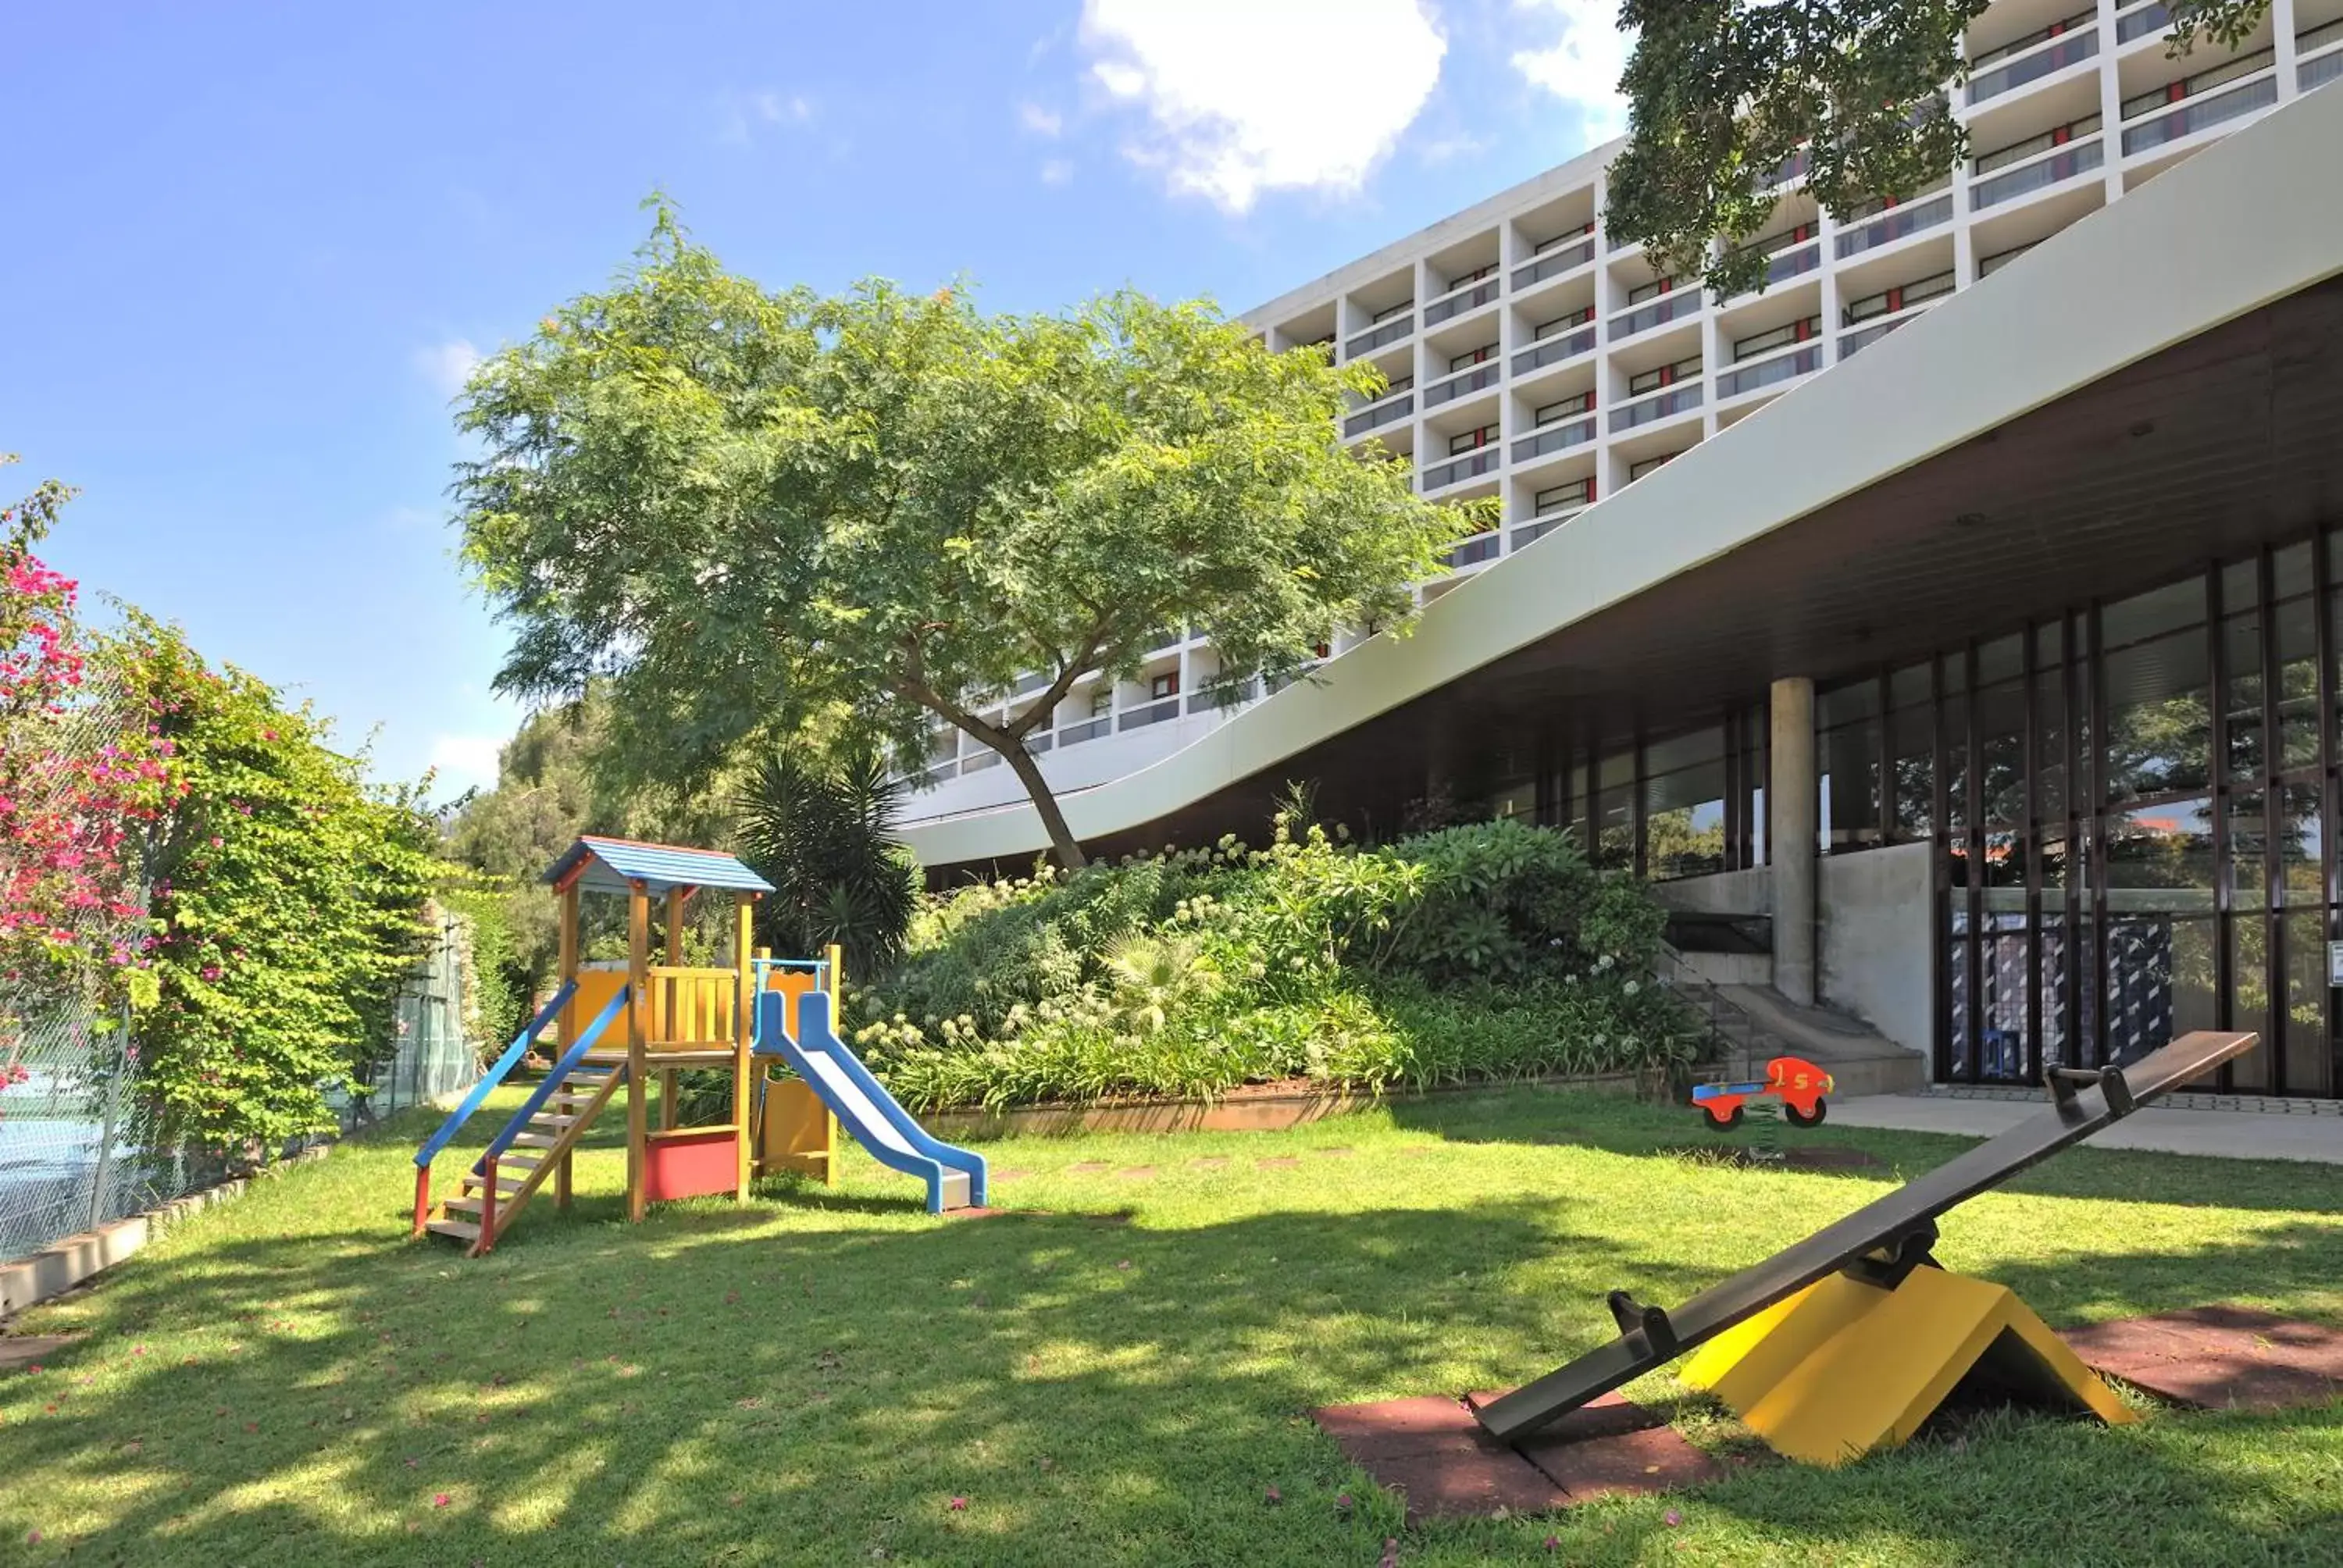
[1692,1055,1835,1130]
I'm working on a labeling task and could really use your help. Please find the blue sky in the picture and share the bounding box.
[1,0,1624,802]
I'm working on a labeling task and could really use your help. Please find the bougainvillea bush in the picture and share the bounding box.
[102,612,444,1153]
[847,811,1703,1112]
[0,463,179,1001]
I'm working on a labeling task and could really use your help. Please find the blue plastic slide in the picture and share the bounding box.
[754,989,988,1213]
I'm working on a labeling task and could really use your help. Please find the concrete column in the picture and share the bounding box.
[1770,676,1818,1005]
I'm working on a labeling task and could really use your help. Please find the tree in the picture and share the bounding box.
[455,207,1478,871]
[1608,0,2270,297]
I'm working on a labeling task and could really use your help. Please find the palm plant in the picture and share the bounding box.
[734,746,918,974]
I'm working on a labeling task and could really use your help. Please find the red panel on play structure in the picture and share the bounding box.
[644,1129,739,1203]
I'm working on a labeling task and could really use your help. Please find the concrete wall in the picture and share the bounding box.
[1817,842,1935,1060]
[1651,865,1773,916]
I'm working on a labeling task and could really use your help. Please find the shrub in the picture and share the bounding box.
[850,808,1703,1112]
[736,746,918,972]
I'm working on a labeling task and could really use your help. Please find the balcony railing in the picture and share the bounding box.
[1510,504,1585,549]
[1057,716,1111,747]
[1717,344,1822,400]
[2309,24,2343,91]
[1610,382,1703,433]
[2120,68,2276,154]
[1025,732,1054,755]
[1423,362,1500,408]
[1833,193,1952,258]
[1345,314,1413,358]
[1966,22,2098,105]
[1608,290,1699,340]
[1186,678,1258,715]
[1513,237,1594,290]
[1418,448,1500,491]
[961,750,1002,772]
[1512,323,1596,375]
[1972,136,2104,208]
[1117,696,1180,732]
[1444,531,1501,568]
[1343,391,1414,437]
[1841,315,1917,360]
[2117,0,2172,44]
[1766,148,1812,187]
[1511,415,1596,463]
[1425,276,1500,326]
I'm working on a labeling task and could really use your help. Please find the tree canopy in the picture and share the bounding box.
[1610,0,2272,297]
[455,207,1477,868]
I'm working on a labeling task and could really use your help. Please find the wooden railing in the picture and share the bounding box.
[645,965,740,1049]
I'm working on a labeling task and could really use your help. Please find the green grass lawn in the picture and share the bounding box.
[2,1085,2339,1566]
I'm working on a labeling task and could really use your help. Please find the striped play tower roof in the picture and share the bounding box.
[543,836,776,896]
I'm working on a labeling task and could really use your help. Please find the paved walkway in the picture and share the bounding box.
[1830,1093,2343,1164]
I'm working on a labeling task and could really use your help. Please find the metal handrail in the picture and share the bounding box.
[1653,940,1796,1078]
[476,985,633,1167]
[413,980,576,1168]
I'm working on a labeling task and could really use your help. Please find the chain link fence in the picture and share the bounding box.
[2,660,480,1267]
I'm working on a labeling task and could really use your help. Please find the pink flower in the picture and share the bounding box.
[947,1495,967,1512]
[1664,1509,1683,1527]
[433,1492,451,1508]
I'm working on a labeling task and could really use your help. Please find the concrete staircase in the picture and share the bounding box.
[1659,944,1927,1097]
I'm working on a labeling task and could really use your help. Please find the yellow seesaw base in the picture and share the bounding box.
[1678,1264,2134,1466]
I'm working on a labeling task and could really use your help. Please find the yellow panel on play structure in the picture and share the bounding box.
[752,960,838,1185]
[1678,1266,2134,1466]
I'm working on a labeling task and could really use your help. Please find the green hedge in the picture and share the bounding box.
[850,812,1702,1112]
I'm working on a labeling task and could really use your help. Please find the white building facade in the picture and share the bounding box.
[900,0,2343,832]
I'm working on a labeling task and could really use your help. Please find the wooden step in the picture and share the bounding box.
[424,1218,481,1244]
[456,1173,530,1197]
[528,1113,583,1129]
[511,1132,562,1149]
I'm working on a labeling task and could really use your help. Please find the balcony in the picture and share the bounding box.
[1425,275,1501,326]
[1343,389,1414,437]
[1724,226,1822,297]
[1972,134,2104,208]
[961,749,1002,773]
[1610,382,1702,433]
[1842,269,1955,326]
[1717,343,1822,401]
[1609,289,1700,341]
[1513,322,1596,375]
[1513,236,1595,290]
[1117,697,1180,732]
[1834,192,1952,258]
[1510,503,1586,549]
[1512,414,1596,463]
[1444,530,1501,568]
[1057,716,1111,747]
[1966,16,2099,105]
[1423,360,1501,409]
[1418,447,1500,492]
[2308,18,2343,89]
[1766,148,1812,187]
[2120,47,2277,154]
[1345,313,1413,358]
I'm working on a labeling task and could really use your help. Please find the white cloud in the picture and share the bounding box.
[414,338,481,398]
[1511,0,1633,144]
[1079,0,1446,214]
[427,732,504,794]
[1019,101,1065,137]
[719,87,815,145]
[1040,157,1075,186]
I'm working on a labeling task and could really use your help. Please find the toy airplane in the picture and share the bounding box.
[1693,1055,1835,1129]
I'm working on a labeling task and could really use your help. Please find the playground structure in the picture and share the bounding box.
[412,836,984,1255]
[1478,1029,2259,1466]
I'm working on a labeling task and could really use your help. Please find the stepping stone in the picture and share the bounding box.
[990,1168,1032,1182]
[1065,1162,1111,1174]
[1312,1147,1355,1159]
[1257,1156,1302,1170]
[2060,1306,2343,1410]
[1315,1392,1716,1520]
[1188,1156,1230,1170]
[1115,1167,1156,1179]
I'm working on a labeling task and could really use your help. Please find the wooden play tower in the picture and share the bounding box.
[413,836,840,1253]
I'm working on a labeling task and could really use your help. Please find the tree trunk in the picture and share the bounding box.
[995,739,1089,871]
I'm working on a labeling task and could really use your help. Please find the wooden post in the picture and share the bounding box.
[626,881,651,1222]
[822,940,844,1188]
[557,882,580,1210]
[660,886,685,1135]
[734,893,755,1200]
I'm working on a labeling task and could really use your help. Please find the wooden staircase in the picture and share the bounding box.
[423,1063,627,1255]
